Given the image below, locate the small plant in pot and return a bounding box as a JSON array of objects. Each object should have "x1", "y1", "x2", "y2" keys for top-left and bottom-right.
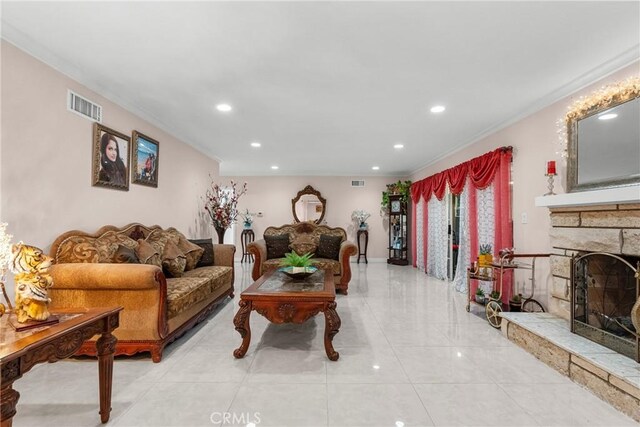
[
  {"x1": 279, "y1": 251, "x2": 318, "y2": 279},
  {"x1": 478, "y1": 244, "x2": 493, "y2": 266},
  {"x1": 489, "y1": 290, "x2": 501, "y2": 301},
  {"x1": 475, "y1": 287, "x2": 485, "y2": 304},
  {"x1": 509, "y1": 293, "x2": 523, "y2": 312}
]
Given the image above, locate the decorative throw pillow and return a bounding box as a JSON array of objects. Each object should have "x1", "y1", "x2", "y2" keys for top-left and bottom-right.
[
  {"x1": 135, "y1": 239, "x2": 162, "y2": 267},
  {"x1": 189, "y1": 238, "x2": 215, "y2": 268},
  {"x1": 161, "y1": 241, "x2": 187, "y2": 277},
  {"x1": 113, "y1": 244, "x2": 140, "y2": 264},
  {"x1": 289, "y1": 235, "x2": 316, "y2": 257},
  {"x1": 145, "y1": 229, "x2": 172, "y2": 256},
  {"x1": 315, "y1": 234, "x2": 342, "y2": 260},
  {"x1": 177, "y1": 237, "x2": 204, "y2": 271},
  {"x1": 265, "y1": 234, "x2": 290, "y2": 259}
]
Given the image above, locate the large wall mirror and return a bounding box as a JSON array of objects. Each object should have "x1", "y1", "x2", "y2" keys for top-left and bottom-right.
[
  {"x1": 292, "y1": 185, "x2": 326, "y2": 224},
  {"x1": 567, "y1": 84, "x2": 640, "y2": 192}
]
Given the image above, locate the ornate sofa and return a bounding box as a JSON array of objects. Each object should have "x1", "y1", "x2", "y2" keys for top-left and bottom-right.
[
  {"x1": 48, "y1": 223, "x2": 235, "y2": 362},
  {"x1": 247, "y1": 222, "x2": 357, "y2": 294}
]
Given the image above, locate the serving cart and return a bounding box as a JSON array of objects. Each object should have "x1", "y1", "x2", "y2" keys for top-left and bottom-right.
[{"x1": 466, "y1": 251, "x2": 550, "y2": 328}]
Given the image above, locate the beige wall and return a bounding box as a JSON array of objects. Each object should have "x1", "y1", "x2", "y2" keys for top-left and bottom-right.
[
  {"x1": 410, "y1": 61, "x2": 639, "y2": 312},
  {"x1": 224, "y1": 176, "x2": 403, "y2": 260},
  {"x1": 1, "y1": 41, "x2": 219, "y2": 257}
]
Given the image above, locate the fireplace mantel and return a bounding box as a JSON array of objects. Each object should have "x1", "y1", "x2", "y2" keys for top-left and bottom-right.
[{"x1": 535, "y1": 184, "x2": 640, "y2": 208}]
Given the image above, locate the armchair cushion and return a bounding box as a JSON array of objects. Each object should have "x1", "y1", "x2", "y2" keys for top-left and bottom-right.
[
  {"x1": 265, "y1": 234, "x2": 290, "y2": 259},
  {"x1": 190, "y1": 238, "x2": 215, "y2": 267},
  {"x1": 316, "y1": 234, "x2": 341, "y2": 260},
  {"x1": 290, "y1": 234, "x2": 316, "y2": 256}
]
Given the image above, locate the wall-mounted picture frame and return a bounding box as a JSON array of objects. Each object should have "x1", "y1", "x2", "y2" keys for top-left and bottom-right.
[
  {"x1": 131, "y1": 131, "x2": 159, "y2": 188},
  {"x1": 92, "y1": 123, "x2": 130, "y2": 191}
]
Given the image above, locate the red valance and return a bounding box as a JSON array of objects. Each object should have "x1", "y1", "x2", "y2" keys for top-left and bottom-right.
[{"x1": 411, "y1": 146, "x2": 512, "y2": 201}]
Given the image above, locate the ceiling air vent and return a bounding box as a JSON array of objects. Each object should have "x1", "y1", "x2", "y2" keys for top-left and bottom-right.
[
  {"x1": 67, "y1": 90, "x2": 102, "y2": 122},
  {"x1": 351, "y1": 180, "x2": 365, "y2": 187}
]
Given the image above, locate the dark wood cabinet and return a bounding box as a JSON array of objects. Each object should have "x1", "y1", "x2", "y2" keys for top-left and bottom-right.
[{"x1": 387, "y1": 195, "x2": 409, "y2": 265}]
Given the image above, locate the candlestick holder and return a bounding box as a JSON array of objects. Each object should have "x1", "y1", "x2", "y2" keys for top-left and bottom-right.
[{"x1": 544, "y1": 173, "x2": 557, "y2": 196}]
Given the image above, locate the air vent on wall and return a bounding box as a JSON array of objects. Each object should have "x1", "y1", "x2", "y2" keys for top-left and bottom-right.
[
  {"x1": 351, "y1": 180, "x2": 365, "y2": 187},
  {"x1": 67, "y1": 90, "x2": 102, "y2": 122}
]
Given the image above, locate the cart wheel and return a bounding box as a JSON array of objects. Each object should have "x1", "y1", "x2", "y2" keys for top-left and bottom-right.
[
  {"x1": 466, "y1": 303, "x2": 470, "y2": 312},
  {"x1": 522, "y1": 298, "x2": 545, "y2": 313},
  {"x1": 485, "y1": 300, "x2": 502, "y2": 329}
]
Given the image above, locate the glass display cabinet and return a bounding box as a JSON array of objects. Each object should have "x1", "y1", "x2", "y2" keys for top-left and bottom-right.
[{"x1": 387, "y1": 194, "x2": 409, "y2": 265}]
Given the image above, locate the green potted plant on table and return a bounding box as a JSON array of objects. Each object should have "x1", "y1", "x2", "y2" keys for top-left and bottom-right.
[
  {"x1": 279, "y1": 251, "x2": 317, "y2": 279},
  {"x1": 475, "y1": 287, "x2": 485, "y2": 304}
]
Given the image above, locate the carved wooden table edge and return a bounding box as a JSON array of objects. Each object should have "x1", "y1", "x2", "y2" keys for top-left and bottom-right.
[
  {"x1": 233, "y1": 269, "x2": 341, "y2": 361},
  {"x1": 0, "y1": 307, "x2": 122, "y2": 427}
]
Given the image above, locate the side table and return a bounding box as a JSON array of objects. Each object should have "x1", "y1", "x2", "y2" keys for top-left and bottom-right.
[
  {"x1": 357, "y1": 229, "x2": 368, "y2": 264},
  {"x1": 241, "y1": 229, "x2": 255, "y2": 263},
  {"x1": 0, "y1": 307, "x2": 122, "y2": 426}
]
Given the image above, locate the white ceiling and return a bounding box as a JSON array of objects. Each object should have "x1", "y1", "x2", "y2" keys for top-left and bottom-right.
[{"x1": 2, "y1": 2, "x2": 639, "y2": 176}]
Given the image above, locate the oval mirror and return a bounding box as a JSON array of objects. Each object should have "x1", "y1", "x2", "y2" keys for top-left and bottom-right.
[{"x1": 292, "y1": 185, "x2": 326, "y2": 224}]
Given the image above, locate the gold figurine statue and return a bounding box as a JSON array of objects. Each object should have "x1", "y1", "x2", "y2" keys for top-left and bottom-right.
[{"x1": 10, "y1": 242, "x2": 54, "y2": 323}]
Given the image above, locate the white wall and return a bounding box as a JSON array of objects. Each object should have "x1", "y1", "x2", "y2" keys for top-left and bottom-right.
[
  {"x1": 1, "y1": 41, "x2": 220, "y2": 256},
  {"x1": 410, "y1": 61, "x2": 639, "y2": 312},
  {"x1": 224, "y1": 175, "x2": 404, "y2": 260}
]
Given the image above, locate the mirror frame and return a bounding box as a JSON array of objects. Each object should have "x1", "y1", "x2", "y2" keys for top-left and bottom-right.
[
  {"x1": 291, "y1": 185, "x2": 326, "y2": 224},
  {"x1": 567, "y1": 85, "x2": 640, "y2": 192}
]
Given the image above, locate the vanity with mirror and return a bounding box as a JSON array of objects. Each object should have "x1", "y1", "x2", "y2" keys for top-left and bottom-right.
[
  {"x1": 567, "y1": 84, "x2": 640, "y2": 192},
  {"x1": 292, "y1": 185, "x2": 326, "y2": 224}
]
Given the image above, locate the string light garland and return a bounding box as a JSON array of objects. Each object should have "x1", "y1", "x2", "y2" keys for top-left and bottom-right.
[{"x1": 556, "y1": 76, "x2": 640, "y2": 158}]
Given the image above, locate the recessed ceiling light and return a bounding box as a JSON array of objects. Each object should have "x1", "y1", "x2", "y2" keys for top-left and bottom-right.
[
  {"x1": 430, "y1": 105, "x2": 446, "y2": 113},
  {"x1": 216, "y1": 103, "x2": 232, "y2": 112},
  {"x1": 250, "y1": 142, "x2": 261, "y2": 147},
  {"x1": 394, "y1": 143, "x2": 404, "y2": 149},
  {"x1": 271, "y1": 165, "x2": 279, "y2": 170},
  {"x1": 372, "y1": 166, "x2": 380, "y2": 170},
  {"x1": 372, "y1": 365, "x2": 380, "y2": 370},
  {"x1": 598, "y1": 113, "x2": 618, "y2": 120}
]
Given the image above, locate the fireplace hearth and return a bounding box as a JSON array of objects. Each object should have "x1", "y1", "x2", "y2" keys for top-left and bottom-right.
[{"x1": 571, "y1": 252, "x2": 639, "y2": 361}]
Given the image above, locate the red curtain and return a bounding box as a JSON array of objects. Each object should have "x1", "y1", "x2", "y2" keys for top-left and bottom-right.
[{"x1": 410, "y1": 147, "x2": 513, "y2": 298}]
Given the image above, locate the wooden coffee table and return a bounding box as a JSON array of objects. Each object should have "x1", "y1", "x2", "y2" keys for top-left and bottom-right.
[
  {"x1": 0, "y1": 307, "x2": 122, "y2": 427},
  {"x1": 233, "y1": 269, "x2": 341, "y2": 361}
]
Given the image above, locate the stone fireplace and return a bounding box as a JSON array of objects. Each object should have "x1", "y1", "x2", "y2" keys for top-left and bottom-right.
[{"x1": 570, "y1": 252, "x2": 639, "y2": 361}]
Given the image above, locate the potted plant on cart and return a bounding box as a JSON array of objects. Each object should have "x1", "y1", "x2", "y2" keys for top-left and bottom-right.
[
  {"x1": 489, "y1": 290, "x2": 501, "y2": 302},
  {"x1": 509, "y1": 293, "x2": 523, "y2": 312},
  {"x1": 478, "y1": 244, "x2": 493, "y2": 266},
  {"x1": 475, "y1": 287, "x2": 485, "y2": 304}
]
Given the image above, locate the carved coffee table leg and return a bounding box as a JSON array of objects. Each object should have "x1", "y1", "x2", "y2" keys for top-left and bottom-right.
[
  {"x1": 323, "y1": 301, "x2": 341, "y2": 361},
  {"x1": 96, "y1": 332, "x2": 117, "y2": 423},
  {"x1": 233, "y1": 300, "x2": 252, "y2": 358},
  {"x1": 0, "y1": 383, "x2": 19, "y2": 427}
]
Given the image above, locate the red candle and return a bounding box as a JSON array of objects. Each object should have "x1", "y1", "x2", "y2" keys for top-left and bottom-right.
[{"x1": 546, "y1": 160, "x2": 556, "y2": 175}]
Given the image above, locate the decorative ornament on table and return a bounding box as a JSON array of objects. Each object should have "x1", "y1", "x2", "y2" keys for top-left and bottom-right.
[
  {"x1": 351, "y1": 209, "x2": 371, "y2": 230},
  {"x1": 10, "y1": 242, "x2": 57, "y2": 326},
  {"x1": 204, "y1": 179, "x2": 248, "y2": 243},
  {"x1": 241, "y1": 209, "x2": 253, "y2": 229},
  {"x1": 0, "y1": 223, "x2": 13, "y2": 316}
]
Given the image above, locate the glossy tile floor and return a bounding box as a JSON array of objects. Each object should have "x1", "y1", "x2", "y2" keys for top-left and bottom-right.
[{"x1": 13, "y1": 263, "x2": 637, "y2": 427}]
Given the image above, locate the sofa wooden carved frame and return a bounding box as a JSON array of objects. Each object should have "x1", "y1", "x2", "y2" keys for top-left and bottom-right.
[{"x1": 49, "y1": 223, "x2": 235, "y2": 362}]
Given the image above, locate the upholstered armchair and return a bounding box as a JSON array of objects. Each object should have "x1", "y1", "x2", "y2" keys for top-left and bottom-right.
[{"x1": 248, "y1": 222, "x2": 357, "y2": 294}]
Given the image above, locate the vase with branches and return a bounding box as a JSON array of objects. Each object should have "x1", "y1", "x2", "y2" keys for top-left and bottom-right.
[
  {"x1": 351, "y1": 209, "x2": 371, "y2": 229},
  {"x1": 204, "y1": 179, "x2": 248, "y2": 243}
]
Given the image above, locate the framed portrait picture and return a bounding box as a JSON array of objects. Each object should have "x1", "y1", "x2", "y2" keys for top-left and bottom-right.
[
  {"x1": 92, "y1": 123, "x2": 130, "y2": 191},
  {"x1": 131, "y1": 131, "x2": 159, "y2": 187}
]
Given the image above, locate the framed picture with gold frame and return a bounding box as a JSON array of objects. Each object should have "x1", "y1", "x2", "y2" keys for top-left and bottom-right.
[
  {"x1": 92, "y1": 123, "x2": 130, "y2": 191},
  {"x1": 131, "y1": 131, "x2": 159, "y2": 188}
]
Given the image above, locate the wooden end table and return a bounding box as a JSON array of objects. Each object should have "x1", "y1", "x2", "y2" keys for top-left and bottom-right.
[
  {"x1": 233, "y1": 269, "x2": 341, "y2": 361},
  {"x1": 0, "y1": 307, "x2": 122, "y2": 427}
]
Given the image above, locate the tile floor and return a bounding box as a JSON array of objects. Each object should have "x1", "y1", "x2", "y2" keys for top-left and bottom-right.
[{"x1": 12, "y1": 263, "x2": 637, "y2": 426}]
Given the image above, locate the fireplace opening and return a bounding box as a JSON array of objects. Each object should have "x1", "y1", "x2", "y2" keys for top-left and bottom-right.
[{"x1": 571, "y1": 252, "x2": 639, "y2": 362}]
